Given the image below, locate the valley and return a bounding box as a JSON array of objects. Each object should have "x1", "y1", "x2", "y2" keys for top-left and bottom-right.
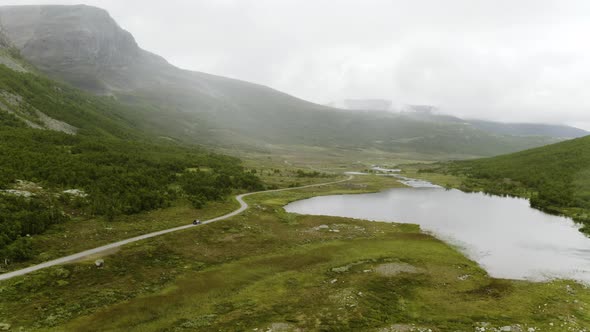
[
  {"x1": 2, "y1": 173, "x2": 590, "y2": 331},
  {"x1": 0, "y1": 3, "x2": 589, "y2": 332}
]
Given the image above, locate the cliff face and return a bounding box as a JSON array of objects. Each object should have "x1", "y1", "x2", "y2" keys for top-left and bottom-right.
[
  {"x1": 0, "y1": 5, "x2": 325, "y2": 113},
  {"x1": 0, "y1": 5, "x2": 137, "y2": 55},
  {"x1": 0, "y1": 5, "x2": 161, "y2": 92},
  {"x1": 0, "y1": 5, "x2": 332, "y2": 146},
  {"x1": 0, "y1": 5, "x2": 289, "y2": 99}
]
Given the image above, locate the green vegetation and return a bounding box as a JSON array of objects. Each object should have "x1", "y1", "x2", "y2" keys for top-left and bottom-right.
[
  {"x1": 0, "y1": 64, "x2": 263, "y2": 265},
  {"x1": 1, "y1": 175, "x2": 589, "y2": 331},
  {"x1": 1, "y1": 19, "x2": 589, "y2": 331},
  {"x1": 419, "y1": 135, "x2": 590, "y2": 231},
  {"x1": 2, "y1": 199, "x2": 240, "y2": 275},
  {"x1": 0, "y1": 126, "x2": 262, "y2": 263},
  {"x1": 0, "y1": 195, "x2": 66, "y2": 262},
  {"x1": 0, "y1": 65, "x2": 139, "y2": 138}
]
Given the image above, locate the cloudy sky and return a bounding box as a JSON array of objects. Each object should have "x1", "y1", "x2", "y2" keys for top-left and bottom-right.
[{"x1": 2, "y1": 0, "x2": 590, "y2": 128}]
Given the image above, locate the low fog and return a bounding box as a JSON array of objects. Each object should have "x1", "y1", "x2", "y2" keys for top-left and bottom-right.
[{"x1": 2, "y1": 0, "x2": 590, "y2": 129}]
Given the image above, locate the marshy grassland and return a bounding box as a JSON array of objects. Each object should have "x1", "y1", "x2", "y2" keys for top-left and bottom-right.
[{"x1": 1, "y1": 172, "x2": 589, "y2": 331}]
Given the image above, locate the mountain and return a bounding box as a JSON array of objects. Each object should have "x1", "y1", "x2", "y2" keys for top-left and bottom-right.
[
  {"x1": 0, "y1": 5, "x2": 146, "y2": 93},
  {"x1": 0, "y1": 5, "x2": 572, "y2": 157},
  {"x1": 432, "y1": 135, "x2": 590, "y2": 230}
]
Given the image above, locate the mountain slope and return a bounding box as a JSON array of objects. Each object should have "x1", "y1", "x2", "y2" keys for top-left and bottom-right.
[
  {"x1": 431, "y1": 136, "x2": 590, "y2": 229},
  {"x1": 331, "y1": 99, "x2": 588, "y2": 139},
  {"x1": 468, "y1": 119, "x2": 588, "y2": 138},
  {"x1": 0, "y1": 48, "x2": 262, "y2": 264},
  {"x1": 0, "y1": 4, "x2": 568, "y2": 157}
]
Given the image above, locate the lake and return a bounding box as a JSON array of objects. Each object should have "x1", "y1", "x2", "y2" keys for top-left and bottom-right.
[{"x1": 285, "y1": 181, "x2": 590, "y2": 283}]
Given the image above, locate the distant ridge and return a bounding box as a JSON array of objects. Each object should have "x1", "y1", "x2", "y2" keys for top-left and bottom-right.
[
  {"x1": 467, "y1": 119, "x2": 588, "y2": 139},
  {"x1": 331, "y1": 99, "x2": 588, "y2": 139}
]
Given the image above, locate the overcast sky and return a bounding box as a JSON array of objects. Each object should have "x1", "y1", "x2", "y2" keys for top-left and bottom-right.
[{"x1": 2, "y1": 0, "x2": 590, "y2": 129}]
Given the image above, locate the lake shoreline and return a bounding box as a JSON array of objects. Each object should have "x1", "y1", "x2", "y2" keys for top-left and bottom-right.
[{"x1": 285, "y1": 171, "x2": 590, "y2": 284}]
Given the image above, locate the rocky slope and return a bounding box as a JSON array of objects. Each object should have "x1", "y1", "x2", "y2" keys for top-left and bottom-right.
[
  {"x1": 0, "y1": 24, "x2": 28, "y2": 73},
  {"x1": 0, "y1": 5, "x2": 154, "y2": 92}
]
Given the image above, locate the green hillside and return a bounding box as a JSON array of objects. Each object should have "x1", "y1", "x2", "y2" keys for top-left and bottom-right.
[
  {"x1": 428, "y1": 135, "x2": 590, "y2": 229},
  {"x1": 116, "y1": 89, "x2": 562, "y2": 156},
  {"x1": 0, "y1": 60, "x2": 262, "y2": 264}
]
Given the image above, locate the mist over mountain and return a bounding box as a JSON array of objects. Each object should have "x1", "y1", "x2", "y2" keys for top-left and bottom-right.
[
  {"x1": 0, "y1": 5, "x2": 151, "y2": 92},
  {"x1": 467, "y1": 120, "x2": 589, "y2": 139},
  {"x1": 327, "y1": 99, "x2": 394, "y2": 112},
  {"x1": 331, "y1": 99, "x2": 588, "y2": 139},
  {"x1": 0, "y1": 4, "x2": 579, "y2": 156}
]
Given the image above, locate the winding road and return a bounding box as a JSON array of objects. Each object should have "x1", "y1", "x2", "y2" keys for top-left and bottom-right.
[{"x1": 0, "y1": 176, "x2": 353, "y2": 282}]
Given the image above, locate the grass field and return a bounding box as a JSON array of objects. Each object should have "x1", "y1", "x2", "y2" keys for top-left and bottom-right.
[{"x1": 1, "y1": 172, "x2": 590, "y2": 331}]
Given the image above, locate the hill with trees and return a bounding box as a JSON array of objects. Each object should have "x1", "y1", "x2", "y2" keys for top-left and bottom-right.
[
  {"x1": 428, "y1": 135, "x2": 590, "y2": 231},
  {"x1": 0, "y1": 50, "x2": 262, "y2": 264}
]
